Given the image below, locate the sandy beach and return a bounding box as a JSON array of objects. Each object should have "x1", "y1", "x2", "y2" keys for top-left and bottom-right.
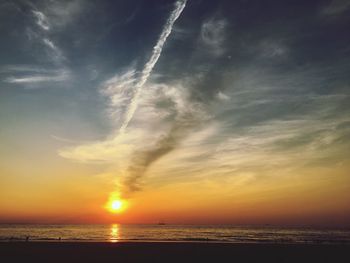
[{"x1": 1, "y1": 242, "x2": 349, "y2": 263}]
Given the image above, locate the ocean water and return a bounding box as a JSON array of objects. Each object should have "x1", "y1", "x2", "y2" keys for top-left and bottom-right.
[{"x1": 0, "y1": 224, "x2": 349, "y2": 244}]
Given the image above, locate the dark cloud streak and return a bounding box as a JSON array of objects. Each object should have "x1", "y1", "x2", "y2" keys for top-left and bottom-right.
[{"x1": 122, "y1": 105, "x2": 202, "y2": 195}]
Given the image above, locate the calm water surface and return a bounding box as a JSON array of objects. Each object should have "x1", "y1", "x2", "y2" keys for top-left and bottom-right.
[{"x1": 0, "y1": 224, "x2": 349, "y2": 244}]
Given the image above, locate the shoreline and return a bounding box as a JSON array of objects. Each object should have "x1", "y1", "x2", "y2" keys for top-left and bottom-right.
[
  {"x1": 1, "y1": 239, "x2": 350, "y2": 245},
  {"x1": 1, "y1": 241, "x2": 350, "y2": 263}
]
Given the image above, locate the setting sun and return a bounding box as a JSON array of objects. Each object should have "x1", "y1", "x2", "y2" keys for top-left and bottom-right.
[
  {"x1": 108, "y1": 199, "x2": 125, "y2": 213},
  {"x1": 111, "y1": 200, "x2": 122, "y2": 211},
  {"x1": 105, "y1": 194, "x2": 128, "y2": 214}
]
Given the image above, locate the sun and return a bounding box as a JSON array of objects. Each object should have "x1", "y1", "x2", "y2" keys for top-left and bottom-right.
[
  {"x1": 111, "y1": 200, "x2": 122, "y2": 211},
  {"x1": 105, "y1": 194, "x2": 128, "y2": 214},
  {"x1": 107, "y1": 199, "x2": 126, "y2": 213}
]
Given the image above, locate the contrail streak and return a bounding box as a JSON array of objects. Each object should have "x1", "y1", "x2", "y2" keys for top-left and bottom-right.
[{"x1": 119, "y1": 0, "x2": 187, "y2": 134}]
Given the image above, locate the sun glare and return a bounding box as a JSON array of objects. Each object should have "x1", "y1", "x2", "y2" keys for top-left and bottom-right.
[
  {"x1": 111, "y1": 200, "x2": 122, "y2": 211},
  {"x1": 105, "y1": 194, "x2": 127, "y2": 214},
  {"x1": 108, "y1": 199, "x2": 125, "y2": 213}
]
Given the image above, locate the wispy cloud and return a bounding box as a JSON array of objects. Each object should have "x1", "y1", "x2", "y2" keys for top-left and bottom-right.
[
  {"x1": 32, "y1": 10, "x2": 50, "y2": 31},
  {"x1": 4, "y1": 69, "x2": 69, "y2": 84},
  {"x1": 42, "y1": 0, "x2": 85, "y2": 28},
  {"x1": 43, "y1": 38, "x2": 56, "y2": 49},
  {"x1": 321, "y1": 0, "x2": 350, "y2": 16},
  {"x1": 30, "y1": 5, "x2": 66, "y2": 64},
  {"x1": 118, "y1": 0, "x2": 187, "y2": 134},
  {"x1": 258, "y1": 39, "x2": 289, "y2": 59},
  {"x1": 0, "y1": 65, "x2": 55, "y2": 74},
  {"x1": 3, "y1": 5, "x2": 71, "y2": 87},
  {"x1": 200, "y1": 16, "x2": 227, "y2": 56},
  {"x1": 42, "y1": 38, "x2": 65, "y2": 63},
  {"x1": 217, "y1": 91, "x2": 230, "y2": 101}
]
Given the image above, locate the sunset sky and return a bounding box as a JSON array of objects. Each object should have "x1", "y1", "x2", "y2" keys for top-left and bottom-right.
[{"x1": 1, "y1": 0, "x2": 350, "y2": 226}]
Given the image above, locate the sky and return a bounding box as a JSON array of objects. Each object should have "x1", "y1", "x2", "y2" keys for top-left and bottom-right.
[{"x1": 0, "y1": 0, "x2": 350, "y2": 226}]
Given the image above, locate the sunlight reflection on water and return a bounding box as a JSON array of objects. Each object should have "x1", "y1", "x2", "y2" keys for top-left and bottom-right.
[{"x1": 110, "y1": 224, "x2": 119, "y2": 243}]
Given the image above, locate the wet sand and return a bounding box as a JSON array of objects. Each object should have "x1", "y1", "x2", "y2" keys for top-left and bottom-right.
[{"x1": 1, "y1": 242, "x2": 349, "y2": 263}]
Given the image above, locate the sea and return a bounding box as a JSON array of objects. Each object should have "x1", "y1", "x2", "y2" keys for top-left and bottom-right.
[{"x1": 0, "y1": 224, "x2": 349, "y2": 244}]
